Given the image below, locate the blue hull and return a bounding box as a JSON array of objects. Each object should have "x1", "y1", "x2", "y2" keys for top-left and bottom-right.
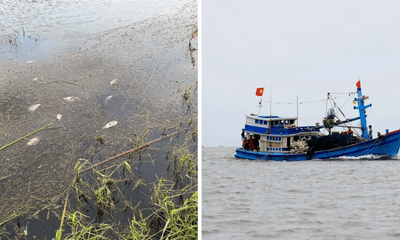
[{"x1": 235, "y1": 130, "x2": 400, "y2": 161}]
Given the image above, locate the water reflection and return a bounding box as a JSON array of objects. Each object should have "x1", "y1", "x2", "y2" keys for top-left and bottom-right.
[
  {"x1": 0, "y1": 0, "x2": 177, "y2": 60},
  {"x1": 0, "y1": 0, "x2": 197, "y2": 237}
]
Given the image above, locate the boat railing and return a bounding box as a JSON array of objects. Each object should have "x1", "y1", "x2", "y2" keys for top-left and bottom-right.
[{"x1": 268, "y1": 126, "x2": 317, "y2": 135}]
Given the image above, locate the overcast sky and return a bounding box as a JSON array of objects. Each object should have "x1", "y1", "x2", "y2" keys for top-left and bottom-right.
[{"x1": 203, "y1": 0, "x2": 400, "y2": 147}]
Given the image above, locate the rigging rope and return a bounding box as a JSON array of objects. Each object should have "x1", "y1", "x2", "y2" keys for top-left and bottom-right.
[{"x1": 263, "y1": 93, "x2": 354, "y2": 105}]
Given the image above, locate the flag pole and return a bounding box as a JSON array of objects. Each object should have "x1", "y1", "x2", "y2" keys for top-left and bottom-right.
[{"x1": 256, "y1": 87, "x2": 264, "y2": 116}]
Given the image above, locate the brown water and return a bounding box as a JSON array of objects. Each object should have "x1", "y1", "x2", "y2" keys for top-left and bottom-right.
[
  {"x1": 0, "y1": 0, "x2": 197, "y2": 238},
  {"x1": 203, "y1": 147, "x2": 400, "y2": 240}
]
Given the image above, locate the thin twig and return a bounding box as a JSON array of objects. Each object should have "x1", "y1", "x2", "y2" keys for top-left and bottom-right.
[
  {"x1": 56, "y1": 96, "x2": 65, "y2": 105},
  {"x1": 0, "y1": 172, "x2": 17, "y2": 183},
  {"x1": 120, "y1": 76, "x2": 138, "y2": 111},
  {"x1": 150, "y1": 67, "x2": 156, "y2": 81},
  {"x1": 58, "y1": 80, "x2": 81, "y2": 86},
  {"x1": 60, "y1": 122, "x2": 66, "y2": 131}
]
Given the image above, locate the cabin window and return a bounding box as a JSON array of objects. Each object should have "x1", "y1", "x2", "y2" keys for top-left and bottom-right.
[
  {"x1": 264, "y1": 121, "x2": 268, "y2": 125},
  {"x1": 255, "y1": 119, "x2": 259, "y2": 124},
  {"x1": 259, "y1": 120, "x2": 263, "y2": 124}
]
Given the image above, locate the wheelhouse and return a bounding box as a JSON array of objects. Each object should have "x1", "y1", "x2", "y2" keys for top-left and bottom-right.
[{"x1": 241, "y1": 115, "x2": 321, "y2": 153}]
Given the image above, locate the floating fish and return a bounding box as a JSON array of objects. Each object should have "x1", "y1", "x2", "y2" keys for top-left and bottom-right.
[
  {"x1": 110, "y1": 79, "x2": 118, "y2": 86},
  {"x1": 29, "y1": 104, "x2": 41, "y2": 112},
  {"x1": 33, "y1": 77, "x2": 44, "y2": 81},
  {"x1": 103, "y1": 121, "x2": 117, "y2": 129},
  {"x1": 57, "y1": 114, "x2": 62, "y2": 121},
  {"x1": 63, "y1": 96, "x2": 79, "y2": 102},
  {"x1": 26, "y1": 60, "x2": 35, "y2": 64},
  {"x1": 105, "y1": 95, "x2": 113, "y2": 101},
  {"x1": 27, "y1": 137, "x2": 40, "y2": 146}
]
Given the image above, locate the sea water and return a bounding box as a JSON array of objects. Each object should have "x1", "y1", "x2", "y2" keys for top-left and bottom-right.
[{"x1": 203, "y1": 147, "x2": 400, "y2": 239}]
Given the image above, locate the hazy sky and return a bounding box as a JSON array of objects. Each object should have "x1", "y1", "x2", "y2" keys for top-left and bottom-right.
[{"x1": 203, "y1": 0, "x2": 400, "y2": 147}]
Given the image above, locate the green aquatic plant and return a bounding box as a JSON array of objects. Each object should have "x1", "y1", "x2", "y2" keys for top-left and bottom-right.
[
  {"x1": 183, "y1": 86, "x2": 192, "y2": 101},
  {"x1": 55, "y1": 193, "x2": 69, "y2": 240},
  {"x1": 126, "y1": 210, "x2": 151, "y2": 240},
  {"x1": 66, "y1": 211, "x2": 115, "y2": 239},
  {"x1": 152, "y1": 178, "x2": 198, "y2": 239}
]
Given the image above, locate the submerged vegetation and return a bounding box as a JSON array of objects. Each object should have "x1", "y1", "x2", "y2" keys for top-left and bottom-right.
[
  {"x1": 0, "y1": 0, "x2": 198, "y2": 238},
  {"x1": 0, "y1": 81, "x2": 197, "y2": 239}
]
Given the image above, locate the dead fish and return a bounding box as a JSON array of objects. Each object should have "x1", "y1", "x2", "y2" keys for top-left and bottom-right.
[
  {"x1": 33, "y1": 77, "x2": 44, "y2": 81},
  {"x1": 110, "y1": 79, "x2": 118, "y2": 86},
  {"x1": 57, "y1": 114, "x2": 62, "y2": 121},
  {"x1": 26, "y1": 60, "x2": 35, "y2": 64},
  {"x1": 105, "y1": 95, "x2": 113, "y2": 101},
  {"x1": 63, "y1": 96, "x2": 79, "y2": 102},
  {"x1": 27, "y1": 137, "x2": 39, "y2": 146},
  {"x1": 103, "y1": 121, "x2": 117, "y2": 129},
  {"x1": 29, "y1": 104, "x2": 41, "y2": 112}
]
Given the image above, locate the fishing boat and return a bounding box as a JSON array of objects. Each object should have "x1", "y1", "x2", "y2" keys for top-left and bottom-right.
[{"x1": 235, "y1": 81, "x2": 400, "y2": 161}]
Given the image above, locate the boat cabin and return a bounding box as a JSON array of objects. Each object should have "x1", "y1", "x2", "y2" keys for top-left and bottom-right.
[{"x1": 242, "y1": 115, "x2": 321, "y2": 153}]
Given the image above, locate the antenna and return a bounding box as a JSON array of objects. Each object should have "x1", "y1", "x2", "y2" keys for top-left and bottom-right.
[
  {"x1": 269, "y1": 85, "x2": 272, "y2": 117},
  {"x1": 297, "y1": 96, "x2": 299, "y2": 126}
]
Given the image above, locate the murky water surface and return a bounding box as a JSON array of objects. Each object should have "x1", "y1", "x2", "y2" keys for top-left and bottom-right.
[
  {"x1": 0, "y1": 0, "x2": 178, "y2": 61},
  {"x1": 0, "y1": 0, "x2": 197, "y2": 238},
  {"x1": 203, "y1": 147, "x2": 400, "y2": 240}
]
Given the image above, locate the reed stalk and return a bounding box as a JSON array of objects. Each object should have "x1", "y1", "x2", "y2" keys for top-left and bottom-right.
[
  {"x1": 55, "y1": 192, "x2": 69, "y2": 240},
  {"x1": 78, "y1": 130, "x2": 182, "y2": 175},
  {"x1": 0, "y1": 122, "x2": 53, "y2": 152}
]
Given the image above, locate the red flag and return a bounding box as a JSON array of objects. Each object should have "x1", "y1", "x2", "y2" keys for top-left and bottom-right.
[
  {"x1": 256, "y1": 87, "x2": 264, "y2": 96},
  {"x1": 356, "y1": 80, "x2": 361, "y2": 89}
]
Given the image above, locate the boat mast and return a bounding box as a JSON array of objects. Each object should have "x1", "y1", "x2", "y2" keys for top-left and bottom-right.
[
  {"x1": 297, "y1": 96, "x2": 298, "y2": 126},
  {"x1": 354, "y1": 80, "x2": 371, "y2": 139},
  {"x1": 269, "y1": 86, "x2": 272, "y2": 117}
]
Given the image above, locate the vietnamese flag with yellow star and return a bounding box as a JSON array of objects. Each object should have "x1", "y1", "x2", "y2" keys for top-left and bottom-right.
[{"x1": 255, "y1": 87, "x2": 264, "y2": 96}]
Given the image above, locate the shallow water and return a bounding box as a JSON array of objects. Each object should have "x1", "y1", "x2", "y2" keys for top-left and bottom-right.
[
  {"x1": 0, "y1": 0, "x2": 197, "y2": 238},
  {"x1": 0, "y1": 0, "x2": 178, "y2": 61},
  {"x1": 203, "y1": 147, "x2": 400, "y2": 240}
]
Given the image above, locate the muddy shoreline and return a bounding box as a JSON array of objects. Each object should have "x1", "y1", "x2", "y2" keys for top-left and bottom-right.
[{"x1": 0, "y1": 0, "x2": 197, "y2": 238}]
